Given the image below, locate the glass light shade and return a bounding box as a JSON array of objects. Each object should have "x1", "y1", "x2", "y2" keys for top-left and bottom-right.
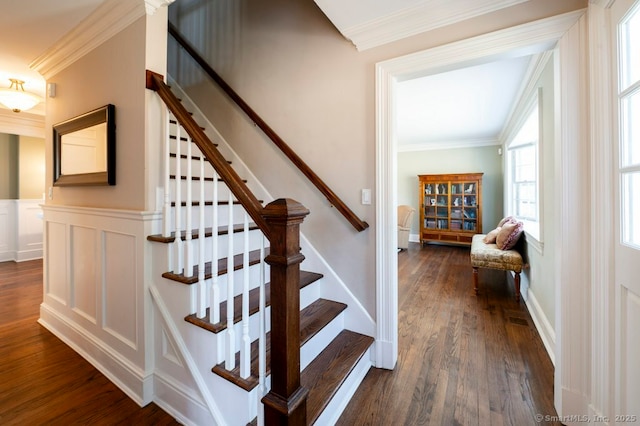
[{"x1": 0, "y1": 79, "x2": 43, "y2": 112}]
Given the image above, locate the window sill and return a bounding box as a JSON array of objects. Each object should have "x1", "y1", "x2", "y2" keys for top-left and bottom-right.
[{"x1": 523, "y1": 230, "x2": 543, "y2": 255}]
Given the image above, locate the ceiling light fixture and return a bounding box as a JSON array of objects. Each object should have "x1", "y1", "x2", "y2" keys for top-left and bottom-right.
[{"x1": 0, "y1": 78, "x2": 43, "y2": 113}]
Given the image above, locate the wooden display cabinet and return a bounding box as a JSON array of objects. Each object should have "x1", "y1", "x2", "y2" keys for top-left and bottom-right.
[{"x1": 418, "y1": 173, "x2": 483, "y2": 246}]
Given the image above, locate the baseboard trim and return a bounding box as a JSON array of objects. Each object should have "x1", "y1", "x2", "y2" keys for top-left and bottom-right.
[
  {"x1": 38, "y1": 302, "x2": 153, "y2": 406},
  {"x1": 524, "y1": 287, "x2": 556, "y2": 366},
  {"x1": 153, "y1": 371, "x2": 214, "y2": 426},
  {"x1": 16, "y1": 248, "x2": 43, "y2": 262}
]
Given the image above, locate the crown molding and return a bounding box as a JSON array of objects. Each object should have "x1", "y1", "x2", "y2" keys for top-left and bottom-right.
[
  {"x1": 377, "y1": 9, "x2": 585, "y2": 79},
  {"x1": 30, "y1": 0, "x2": 173, "y2": 80},
  {"x1": 145, "y1": 0, "x2": 175, "y2": 15},
  {"x1": 498, "y1": 50, "x2": 553, "y2": 142},
  {"x1": 341, "y1": 0, "x2": 530, "y2": 51},
  {"x1": 0, "y1": 109, "x2": 45, "y2": 138},
  {"x1": 397, "y1": 137, "x2": 500, "y2": 152}
]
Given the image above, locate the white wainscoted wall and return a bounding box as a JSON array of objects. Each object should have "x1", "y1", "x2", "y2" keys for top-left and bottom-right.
[
  {"x1": 0, "y1": 199, "x2": 43, "y2": 262},
  {"x1": 38, "y1": 205, "x2": 162, "y2": 405}
]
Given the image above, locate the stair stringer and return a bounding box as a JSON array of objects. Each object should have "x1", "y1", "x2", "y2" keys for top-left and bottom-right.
[
  {"x1": 149, "y1": 242, "x2": 260, "y2": 426},
  {"x1": 150, "y1": 283, "x2": 221, "y2": 426},
  {"x1": 168, "y1": 76, "x2": 377, "y2": 341}
]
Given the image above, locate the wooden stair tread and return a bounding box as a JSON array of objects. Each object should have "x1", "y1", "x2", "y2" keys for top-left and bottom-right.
[
  {"x1": 184, "y1": 270, "x2": 323, "y2": 333},
  {"x1": 170, "y1": 200, "x2": 263, "y2": 207},
  {"x1": 161, "y1": 248, "x2": 266, "y2": 284},
  {"x1": 169, "y1": 135, "x2": 218, "y2": 147},
  {"x1": 211, "y1": 298, "x2": 347, "y2": 391},
  {"x1": 147, "y1": 223, "x2": 260, "y2": 243},
  {"x1": 302, "y1": 330, "x2": 374, "y2": 425},
  {"x1": 170, "y1": 152, "x2": 231, "y2": 163},
  {"x1": 169, "y1": 175, "x2": 247, "y2": 183}
]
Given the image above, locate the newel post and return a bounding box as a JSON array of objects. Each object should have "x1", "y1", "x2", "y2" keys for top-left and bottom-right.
[{"x1": 261, "y1": 198, "x2": 309, "y2": 425}]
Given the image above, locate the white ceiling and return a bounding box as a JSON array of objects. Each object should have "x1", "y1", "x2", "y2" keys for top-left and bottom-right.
[
  {"x1": 396, "y1": 55, "x2": 533, "y2": 151},
  {"x1": 1, "y1": 0, "x2": 533, "y2": 150}
]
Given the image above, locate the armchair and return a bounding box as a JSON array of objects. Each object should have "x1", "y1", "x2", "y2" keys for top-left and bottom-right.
[{"x1": 398, "y1": 205, "x2": 415, "y2": 250}]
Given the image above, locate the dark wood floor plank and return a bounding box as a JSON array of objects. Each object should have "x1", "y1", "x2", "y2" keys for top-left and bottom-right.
[
  {"x1": 337, "y1": 243, "x2": 560, "y2": 426},
  {"x1": 0, "y1": 260, "x2": 179, "y2": 425}
]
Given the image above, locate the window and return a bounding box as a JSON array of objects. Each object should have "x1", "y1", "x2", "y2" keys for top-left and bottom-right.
[
  {"x1": 619, "y1": 3, "x2": 640, "y2": 249},
  {"x1": 507, "y1": 98, "x2": 540, "y2": 240}
]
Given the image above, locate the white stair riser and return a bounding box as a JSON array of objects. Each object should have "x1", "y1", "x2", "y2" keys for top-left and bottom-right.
[
  {"x1": 168, "y1": 204, "x2": 251, "y2": 229},
  {"x1": 174, "y1": 230, "x2": 266, "y2": 265},
  {"x1": 172, "y1": 262, "x2": 268, "y2": 302},
  {"x1": 170, "y1": 179, "x2": 232, "y2": 202},
  {"x1": 208, "y1": 277, "x2": 322, "y2": 357},
  {"x1": 300, "y1": 311, "x2": 344, "y2": 371}
]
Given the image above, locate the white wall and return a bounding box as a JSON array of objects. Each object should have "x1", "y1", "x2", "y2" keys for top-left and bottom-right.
[
  {"x1": 397, "y1": 145, "x2": 503, "y2": 239},
  {"x1": 168, "y1": 0, "x2": 585, "y2": 317}
]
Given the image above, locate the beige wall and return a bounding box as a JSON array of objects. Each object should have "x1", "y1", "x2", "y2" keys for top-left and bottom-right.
[
  {"x1": 18, "y1": 135, "x2": 45, "y2": 199},
  {"x1": 45, "y1": 17, "x2": 147, "y2": 210},
  {"x1": 398, "y1": 146, "x2": 504, "y2": 237},
  {"x1": 169, "y1": 0, "x2": 586, "y2": 316}
]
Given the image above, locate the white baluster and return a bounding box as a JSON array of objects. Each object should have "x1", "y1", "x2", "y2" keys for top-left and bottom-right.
[
  {"x1": 257, "y1": 236, "x2": 267, "y2": 426},
  {"x1": 240, "y1": 212, "x2": 251, "y2": 378},
  {"x1": 225, "y1": 190, "x2": 236, "y2": 370},
  {"x1": 174, "y1": 122, "x2": 184, "y2": 275},
  {"x1": 210, "y1": 170, "x2": 220, "y2": 324},
  {"x1": 197, "y1": 152, "x2": 206, "y2": 318},
  {"x1": 164, "y1": 110, "x2": 174, "y2": 273},
  {"x1": 185, "y1": 135, "x2": 193, "y2": 278}
]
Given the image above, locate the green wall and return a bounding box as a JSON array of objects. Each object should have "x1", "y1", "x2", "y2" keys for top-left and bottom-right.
[
  {"x1": 0, "y1": 133, "x2": 19, "y2": 199},
  {"x1": 397, "y1": 145, "x2": 504, "y2": 238},
  {"x1": 0, "y1": 133, "x2": 45, "y2": 200}
]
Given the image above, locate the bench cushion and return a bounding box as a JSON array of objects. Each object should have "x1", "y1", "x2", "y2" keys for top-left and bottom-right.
[{"x1": 470, "y1": 234, "x2": 523, "y2": 273}]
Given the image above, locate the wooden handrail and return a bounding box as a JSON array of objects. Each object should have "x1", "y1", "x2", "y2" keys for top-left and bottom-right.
[
  {"x1": 168, "y1": 22, "x2": 369, "y2": 232},
  {"x1": 146, "y1": 70, "x2": 271, "y2": 240}
]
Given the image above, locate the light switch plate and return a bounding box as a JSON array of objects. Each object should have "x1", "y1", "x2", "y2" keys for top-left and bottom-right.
[{"x1": 361, "y1": 189, "x2": 371, "y2": 205}]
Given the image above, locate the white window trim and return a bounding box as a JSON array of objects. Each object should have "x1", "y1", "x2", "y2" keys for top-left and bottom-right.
[{"x1": 505, "y1": 88, "x2": 543, "y2": 250}]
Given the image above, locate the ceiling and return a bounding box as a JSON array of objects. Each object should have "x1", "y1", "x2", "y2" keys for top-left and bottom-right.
[
  {"x1": 1, "y1": 0, "x2": 533, "y2": 149},
  {"x1": 0, "y1": 0, "x2": 105, "y2": 115},
  {"x1": 396, "y1": 55, "x2": 534, "y2": 151}
]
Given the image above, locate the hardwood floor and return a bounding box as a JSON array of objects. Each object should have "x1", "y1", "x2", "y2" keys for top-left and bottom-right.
[
  {"x1": 338, "y1": 243, "x2": 560, "y2": 426},
  {"x1": 1, "y1": 246, "x2": 559, "y2": 425},
  {"x1": 0, "y1": 259, "x2": 179, "y2": 425}
]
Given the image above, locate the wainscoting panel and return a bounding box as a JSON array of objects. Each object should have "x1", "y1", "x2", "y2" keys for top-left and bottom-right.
[
  {"x1": 103, "y1": 230, "x2": 138, "y2": 350},
  {"x1": 39, "y1": 205, "x2": 162, "y2": 405},
  {"x1": 16, "y1": 200, "x2": 44, "y2": 261},
  {"x1": 0, "y1": 201, "x2": 13, "y2": 262},
  {"x1": 70, "y1": 225, "x2": 98, "y2": 323},
  {"x1": 620, "y1": 286, "x2": 640, "y2": 417},
  {"x1": 0, "y1": 199, "x2": 43, "y2": 262},
  {"x1": 46, "y1": 220, "x2": 68, "y2": 305}
]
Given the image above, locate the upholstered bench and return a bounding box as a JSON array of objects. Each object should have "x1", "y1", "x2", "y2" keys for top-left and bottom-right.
[{"x1": 470, "y1": 233, "x2": 523, "y2": 302}]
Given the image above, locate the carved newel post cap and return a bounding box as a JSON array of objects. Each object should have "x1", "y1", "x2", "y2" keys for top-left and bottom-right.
[{"x1": 263, "y1": 198, "x2": 310, "y2": 222}]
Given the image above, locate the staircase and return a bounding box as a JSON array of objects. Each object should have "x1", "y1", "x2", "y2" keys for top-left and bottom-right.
[{"x1": 146, "y1": 71, "x2": 374, "y2": 425}]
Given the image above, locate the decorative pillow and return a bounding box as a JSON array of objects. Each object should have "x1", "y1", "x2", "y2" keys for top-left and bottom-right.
[
  {"x1": 497, "y1": 215, "x2": 515, "y2": 228},
  {"x1": 483, "y1": 227, "x2": 501, "y2": 244},
  {"x1": 496, "y1": 220, "x2": 524, "y2": 250}
]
